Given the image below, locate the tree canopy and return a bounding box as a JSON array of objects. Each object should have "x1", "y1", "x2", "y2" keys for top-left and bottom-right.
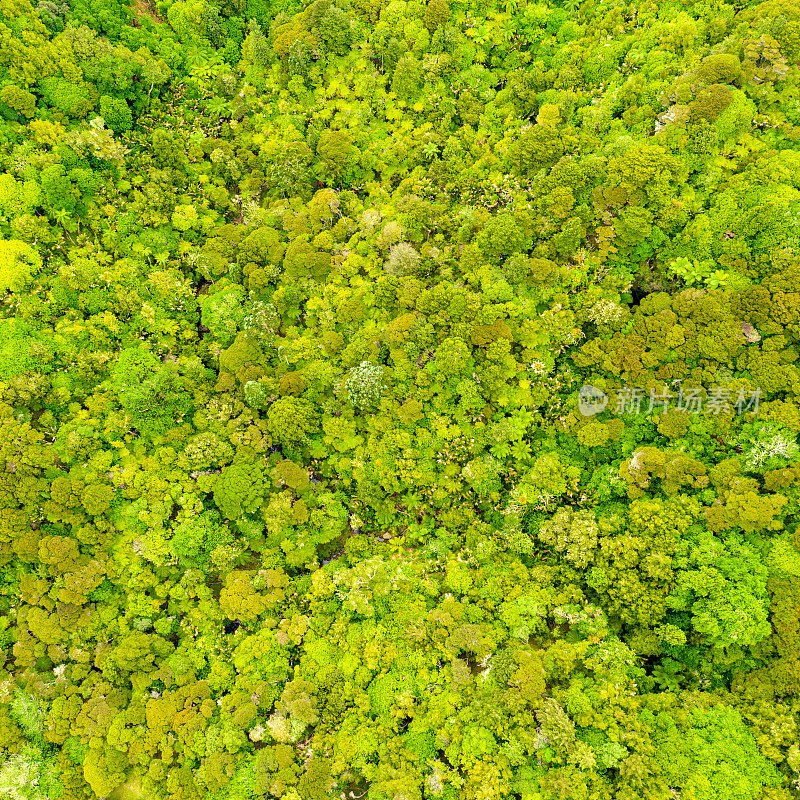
[{"x1": 1, "y1": 0, "x2": 800, "y2": 798}]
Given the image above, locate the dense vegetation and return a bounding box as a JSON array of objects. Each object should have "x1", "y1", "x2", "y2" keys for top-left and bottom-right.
[{"x1": 1, "y1": 0, "x2": 800, "y2": 797}]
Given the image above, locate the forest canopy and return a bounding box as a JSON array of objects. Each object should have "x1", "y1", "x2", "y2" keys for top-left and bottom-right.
[{"x1": 1, "y1": 0, "x2": 800, "y2": 798}]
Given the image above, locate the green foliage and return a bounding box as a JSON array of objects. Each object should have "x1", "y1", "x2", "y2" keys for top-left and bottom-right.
[
  {"x1": 242, "y1": 300, "x2": 280, "y2": 343},
  {"x1": 696, "y1": 54, "x2": 742, "y2": 85},
  {"x1": 344, "y1": 360, "x2": 385, "y2": 410},
  {"x1": 384, "y1": 242, "x2": 421, "y2": 277},
  {"x1": 170, "y1": 511, "x2": 234, "y2": 572},
  {"x1": 200, "y1": 282, "x2": 246, "y2": 347},
  {"x1": 167, "y1": 0, "x2": 224, "y2": 45},
  {"x1": 0, "y1": 85, "x2": 36, "y2": 118},
  {"x1": 314, "y1": 3, "x2": 352, "y2": 56},
  {"x1": 214, "y1": 463, "x2": 266, "y2": 520},
  {"x1": 10, "y1": 689, "x2": 45, "y2": 740},
  {"x1": 98, "y1": 95, "x2": 132, "y2": 132},
  {"x1": 0, "y1": 743, "x2": 63, "y2": 800},
  {"x1": 3, "y1": 1, "x2": 800, "y2": 799},
  {"x1": 244, "y1": 380, "x2": 271, "y2": 411},
  {"x1": 476, "y1": 212, "x2": 532, "y2": 260},
  {"x1": 391, "y1": 53, "x2": 422, "y2": 103},
  {"x1": 266, "y1": 397, "x2": 316, "y2": 444},
  {"x1": 314, "y1": 129, "x2": 360, "y2": 185},
  {"x1": 38, "y1": 77, "x2": 95, "y2": 118},
  {"x1": 40, "y1": 165, "x2": 77, "y2": 213},
  {"x1": 0, "y1": 319, "x2": 51, "y2": 378},
  {"x1": 0, "y1": 239, "x2": 41, "y2": 293},
  {"x1": 111, "y1": 347, "x2": 194, "y2": 437},
  {"x1": 687, "y1": 84, "x2": 734, "y2": 124},
  {"x1": 645, "y1": 704, "x2": 782, "y2": 800},
  {"x1": 424, "y1": 0, "x2": 450, "y2": 32}
]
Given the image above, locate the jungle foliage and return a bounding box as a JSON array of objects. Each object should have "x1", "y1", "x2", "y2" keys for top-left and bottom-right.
[{"x1": 1, "y1": 0, "x2": 800, "y2": 797}]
